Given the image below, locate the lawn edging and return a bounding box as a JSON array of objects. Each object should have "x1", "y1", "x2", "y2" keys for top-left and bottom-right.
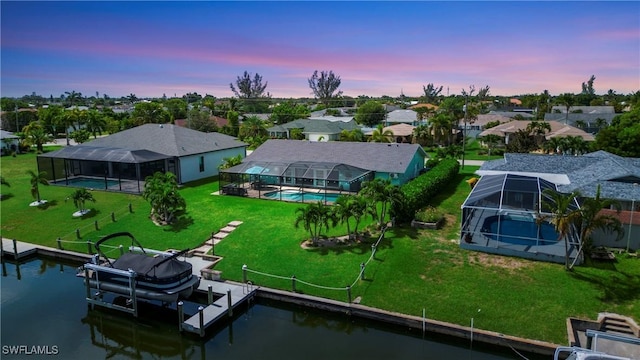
[{"x1": 255, "y1": 285, "x2": 560, "y2": 357}]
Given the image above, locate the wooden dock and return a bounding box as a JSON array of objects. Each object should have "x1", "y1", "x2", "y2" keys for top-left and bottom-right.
[
  {"x1": 1, "y1": 238, "x2": 38, "y2": 259},
  {"x1": 180, "y1": 279, "x2": 257, "y2": 336}
]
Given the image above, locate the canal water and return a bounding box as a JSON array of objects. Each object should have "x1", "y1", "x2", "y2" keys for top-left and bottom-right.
[{"x1": 1, "y1": 257, "x2": 545, "y2": 359}]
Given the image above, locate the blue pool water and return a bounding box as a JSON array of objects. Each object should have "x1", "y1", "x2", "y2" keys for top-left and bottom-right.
[
  {"x1": 263, "y1": 190, "x2": 340, "y2": 203},
  {"x1": 482, "y1": 215, "x2": 559, "y2": 246},
  {"x1": 60, "y1": 177, "x2": 119, "y2": 189}
]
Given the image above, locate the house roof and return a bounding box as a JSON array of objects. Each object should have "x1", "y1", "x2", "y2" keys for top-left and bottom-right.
[
  {"x1": 479, "y1": 120, "x2": 594, "y2": 141},
  {"x1": 386, "y1": 109, "x2": 418, "y2": 123},
  {"x1": 543, "y1": 112, "x2": 617, "y2": 125},
  {"x1": 459, "y1": 114, "x2": 513, "y2": 128},
  {"x1": 38, "y1": 146, "x2": 171, "y2": 163},
  {"x1": 409, "y1": 103, "x2": 439, "y2": 111},
  {"x1": 478, "y1": 151, "x2": 640, "y2": 201},
  {"x1": 0, "y1": 130, "x2": 18, "y2": 140},
  {"x1": 550, "y1": 105, "x2": 615, "y2": 114},
  {"x1": 383, "y1": 123, "x2": 415, "y2": 137},
  {"x1": 266, "y1": 119, "x2": 359, "y2": 135},
  {"x1": 245, "y1": 139, "x2": 427, "y2": 174},
  {"x1": 83, "y1": 123, "x2": 246, "y2": 157}
]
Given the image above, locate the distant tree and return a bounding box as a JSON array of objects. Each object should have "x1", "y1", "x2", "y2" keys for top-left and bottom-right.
[
  {"x1": 556, "y1": 93, "x2": 576, "y2": 124},
  {"x1": 70, "y1": 129, "x2": 90, "y2": 144},
  {"x1": 412, "y1": 124, "x2": 432, "y2": 146},
  {"x1": 38, "y1": 105, "x2": 64, "y2": 137},
  {"x1": 165, "y1": 98, "x2": 188, "y2": 121},
  {"x1": 230, "y1": 71, "x2": 270, "y2": 113},
  {"x1": 131, "y1": 102, "x2": 171, "y2": 126},
  {"x1": 339, "y1": 128, "x2": 364, "y2": 142},
  {"x1": 220, "y1": 110, "x2": 240, "y2": 137},
  {"x1": 289, "y1": 128, "x2": 305, "y2": 140},
  {"x1": 308, "y1": 70, "x2": 343, "y2": 107},
  {"x1": 269, "y1": 101, "x2": 309, "y2": 124},
  {"x1": 187, "y1": 107, "x2": 217, "y2": 133},
  {"x1": 484, "y1": 120, "x2": 501, "y2": 129},
  {"x1": 355, "y1": 100, "x2": 385, "y2": 126},
  {"x1": 85, "y1": 109, "x2": 106, "y2": 138},
  {"x1": 593, "y1": 106, "x2": 640, "y2": 157},
  {"x1": 581, "y1": 75, "x2": 596, "y2": 96},
  {"x1": 22, "y1": 122, "x2": 53, "y2": 152},
  {"x1": 505, "y1": 129, "x2": 536, "y2": 153},
  {"x1": 64, "y1": 90, "x2": 83, "y2": 107},
  {"x1": 481, "y1": 134, "x2": 503, "y2": 156},
  {"x1": 142, "y1": 172, "x2": 186, "y2": 225},
  {"x1": 420, "y1": 83, "x2": 443, "y2": 104},
  {"x1": 369, "y1": 124, "x2": 393, "y2": 143},
  {"x1": 238, "y1": 115, "x2": 267, "y2": 141},
  {"x1": 219, "y1": 154, "x2": 243, "y2": 170}
]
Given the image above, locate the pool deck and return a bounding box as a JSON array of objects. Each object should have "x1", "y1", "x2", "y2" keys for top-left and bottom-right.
[{"x1": 216, "y1": 183, "x2": 353, "y2": 203}]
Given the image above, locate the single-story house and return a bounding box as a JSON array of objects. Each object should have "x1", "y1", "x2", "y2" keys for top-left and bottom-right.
[
  {"x1": 544, "y1": 112, "x2": 618, "y2": 133},
  {"x1": 267, "y1": 119, "x2": 359, "y2": 142},
  {"x1": 362, "y1": 123, "x2": 415, "y2": 143},
  {"x1": 219, "y1": 140, "x2": 428, "y2": 199},
  {"x1": 461, "y1": 151, "x2": 640, "y2": 264},
  {"x1": 0, "y1": 130, "x2": 20, "y2": 155},
  {"x1": 37, "y1": 124, "x2": 247, "y2": 193},
  {"x1": 478, "y1": 120, "x2": 594, "y2": 143}
]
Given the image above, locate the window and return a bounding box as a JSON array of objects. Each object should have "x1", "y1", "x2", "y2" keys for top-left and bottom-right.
[{"x1": 199, "y1": 156, "x2": 204, "y2": 172}]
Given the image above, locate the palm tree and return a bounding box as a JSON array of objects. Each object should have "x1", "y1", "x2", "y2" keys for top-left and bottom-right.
[
  {"x1": 332, "y1": 195, "x2": 355, "y2": 240},
  {"x1": 542, "y1": 137, "x2": 564, "y2": 155},
  {"x1": 22, "y1": 122, "x2": 53, "y2": 152},
  {"x1": 564, "y1": 136, "x2": 589, "y2": 155},
  {"x1": 542, "y1": 189, "x2": 581, "y2": 270},
  {"x1": 84, "y1": 109, "x2": 107, "y2": 139},
  {"x1": 556, "y1": 93, "x2": 575, "y2": 125},
  {"x1": 412, "y1": 124, "x2": 432, "y2": 146},
  {"x1": 360, "y1": 178, "x2": 403, "y2": 229},
  {"x1": 339, "y1": 128, "x2": 364, "y2": 142},
  {"x1": 349, "y1": 195, "x2": 370, "y2": 240},
  {"x1": 27, "y1": 170, "x2": 49, "y2": 205},
  {"x1": 570, "y1": 185, "x2": 622, "y2": 269},
  {"x1": 70, "y1": 188, "x2": 95, "y2": 216},
  {"x1": 369, "y1": 124, "x2": 394, "y2": 143},
  {"x1": 219, "y1": 154, "x2": 243, "y2": 170},
  {"x1": 294, "y1": 202, "x2": 333, "y2": 246},
  {"x1": 142, "y1": 172, "x2": 186, "y2": 224}
]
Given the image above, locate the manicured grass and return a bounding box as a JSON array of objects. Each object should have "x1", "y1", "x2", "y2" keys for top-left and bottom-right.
[{"x1": 1, "y1": 150, "x2": 639, "y2": 344}]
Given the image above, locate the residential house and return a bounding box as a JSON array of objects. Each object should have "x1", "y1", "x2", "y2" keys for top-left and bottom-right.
[
  {"x1": 478, "y1": 120, "x2": 594, "y2": 144},
  {"x1": 267, "y1": 118, "x2": 359, "y2": 142}
]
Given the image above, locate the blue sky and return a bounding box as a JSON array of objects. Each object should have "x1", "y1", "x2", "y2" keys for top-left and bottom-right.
[{"x1": 1, "y1": 1, "x2": 638, "y2": 99}]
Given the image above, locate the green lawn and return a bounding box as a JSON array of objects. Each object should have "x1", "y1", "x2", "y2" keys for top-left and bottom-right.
[{"x1": 1, "y1": 149, "x2": 639, "y2": 344}]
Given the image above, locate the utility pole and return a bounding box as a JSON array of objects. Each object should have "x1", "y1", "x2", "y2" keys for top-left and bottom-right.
[{"x1": 462, "y1": 97, "x2": 468, "y2": 169}]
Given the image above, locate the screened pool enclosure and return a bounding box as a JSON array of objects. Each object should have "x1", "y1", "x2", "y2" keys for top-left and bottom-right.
[
  {"x1": 460, "y1": 173, "x2": 581, "y2": 264},
  {"x1": 219, "y1": 161, "x2": 374, "y2": 203}
]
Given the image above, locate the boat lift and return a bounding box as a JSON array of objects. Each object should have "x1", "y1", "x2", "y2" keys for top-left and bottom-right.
[{"x1": 83, "y1": 264, "x2": 139, "y2": 317}]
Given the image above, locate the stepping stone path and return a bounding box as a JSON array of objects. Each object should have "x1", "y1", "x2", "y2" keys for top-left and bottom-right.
[{"x1": 191, "y1": 221, "x2": 243, "y2": 256}]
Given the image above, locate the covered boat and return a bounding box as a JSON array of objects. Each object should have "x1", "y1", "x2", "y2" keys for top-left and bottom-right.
[{"x1": 80, "y1": 232, "x2": 200, "y2": 303}]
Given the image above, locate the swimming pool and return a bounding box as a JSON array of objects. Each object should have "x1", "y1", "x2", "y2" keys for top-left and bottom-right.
[
  {"x1": 482, "y1": 214, "x2": 559, "y2": 246},
  {"x1": 263, "y1": 190, "x2": 340, "y2": 203},
  {"x1": 58, "y1": 177, "x2": 119, "y2": 189}
]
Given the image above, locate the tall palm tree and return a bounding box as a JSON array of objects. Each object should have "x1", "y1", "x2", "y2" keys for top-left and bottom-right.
[
  {"x1": 22, "y1": 122, "x2": 53, "y2": 152},
  {"x1": 542, "y1": 137, "x2": 565, "y2": 155},
  {"x1": 569, "y1": 185, "x2": 622, "y2": 269},
  {"x1": 360, "y1": 178, "x2": 403, "y2": 229},
  {"x1": 369, "y1": 124, "x2": 394, "y2": 143},
  {"x1": 27, "y1": 170, "x2": 49, "y2": 205},
  {"x1": 542, "y1": 189, "x2": 581, "y2": 270},
  {"x1": 412, "y1": 124, "x2": 432, "y2": 146},
  {"x1": 70, "y1": 188, "x2": 95, "y2": 216}
]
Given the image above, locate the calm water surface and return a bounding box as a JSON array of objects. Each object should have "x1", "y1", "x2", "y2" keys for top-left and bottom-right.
[{"x1": 1, "y1": 257, "x2": 544, "y2": 359}]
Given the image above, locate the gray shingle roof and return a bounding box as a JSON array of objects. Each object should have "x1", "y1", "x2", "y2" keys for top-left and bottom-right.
[
  {"x1": 266, "y1": 119, "x2": 359, "y2": 135},
  {"x1": 39, "y1": 146, "x2": 171, "y2": 163},
  {"x1": 246, "y1": 139, "x2": 426, "y2": 174},
  {"x1": 479, "y1": 151, "x2": 640, "y2": 201},
  {"x1": 84, "y1": 124, "x2": 246, "y2": 157}
]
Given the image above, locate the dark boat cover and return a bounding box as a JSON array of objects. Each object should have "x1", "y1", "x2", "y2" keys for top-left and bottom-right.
[{"x1": 113, "y1": 253, "x2": 192, "y2": 281}]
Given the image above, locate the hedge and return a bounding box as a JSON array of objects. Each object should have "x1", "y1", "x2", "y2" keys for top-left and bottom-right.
[{"x1": 391, "y1": 158, "x2": 460, "y2": 223}]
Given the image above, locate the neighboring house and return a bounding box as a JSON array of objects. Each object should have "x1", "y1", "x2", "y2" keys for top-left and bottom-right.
[
  {"x1": 460, "y1": 151, "x2": 640, "y2": 264},
  {"x1": 0, "y1": 130, "x2": 20, "y2": 155},
  {"x1": 459, "y1": 114, "x2": 513, "y2": 139},
  {"x1": 385, "y1": 109, "x2": 420, "y2": 126},
  {"x1": 220, "y1": 139, "x2": 427, "y2": 195},
  {"x1": 478, "y1": 120, "x2": 594, "y2": 143},
  {"x1": 37, "y1": 124, "x2": 247, "y2": 192},
  {"x1": 266, "y1": 119, "x2": 359, "y2": 142},
  {"x1": 544, "y1": 113, "x2": 618, "y2": 133},
  {"x1": 364, "y1": 123, "x2": 415, "y2": 143},
  {"x1": 550, "y1": 105, "x2": 615, "y2": 114},
  {"x1": 175, "y1": 115, "x2": 229, "y2": 129}
]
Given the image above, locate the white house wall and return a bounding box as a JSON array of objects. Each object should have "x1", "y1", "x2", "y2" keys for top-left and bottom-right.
[
  {"x1": 307, "y1": 133, "x2": 334, "y2": 142},
  {"x1": 179, "y1": 147, "x2": 245, "y2": 183}
]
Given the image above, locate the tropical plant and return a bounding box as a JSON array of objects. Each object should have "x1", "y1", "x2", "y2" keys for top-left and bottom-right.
[
  {"x1": 84, "y1": 109, "x2": 107, "y2": 138},
  {"x1": 22, "y1": 122, "x2": 53, "y2": 152},
  {"x1": 27, "y1": 170, "x2": 49, "y2": 204},
  {"x1": 69, "y1": 188, "x2": 95, "y2": 215},
  {"x1": 294, "y1": 201, "x2": 333, "y2": 246},
  {"x1": 542, "y1": 189, "x2": 581, "y2": 270},
  {"x1": 570, "y1": 185, "x2": 622, "y2": 269},
  {"x1": 481, "y1": 134, "x2": 503, "y2": 156},
  {"x1": 339, "y1": 128, "x2": 364, "y2": 142},
  {"x1": 219, "y1": 154, "x2": 243, "y2": 170},
  {"x1": 360, "y1": 178, "x2": 404, "y2": 228},
  {"x1": 369, "y1": 124, "x2": 394, "y2": 143},
  {"x1": 412, "y1": 124, "x2": 432, "y2": 146},
  {"x1": 332, "y1": 195, "x2": 354, "y2": 239},
  {"x1": 556, "y1": 93, "x2": 575, "y2": 125},
  {"x1": 238, "y1": 116, "x2": 267, "y2": 140},
  {"x1": 70, "y1": 129, "x2": 90, "y2": 144},
  {"x1": 142, "y1": 172, "x2": 186, "y2": 225},
  {"x1": 415, "y1": 206, "x2": 444, "y2": 223},
  {"x1": 354, "y1": 100, "x2": 385, "y2": 127}
]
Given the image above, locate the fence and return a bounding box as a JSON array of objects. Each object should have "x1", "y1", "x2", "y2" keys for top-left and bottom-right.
[
  {"x1": 54, "y1": 203, "x2": 134, "y2": 254},
  {"x1": 242, "y1": 226, "x2": 388, "y2": 303}
]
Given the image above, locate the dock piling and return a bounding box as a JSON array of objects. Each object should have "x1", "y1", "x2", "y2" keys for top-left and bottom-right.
[
  {"x1": 227, "y1": 289, "x2": 232, "y2": 317},
  {"x1": 87, "y1": 241, "x2": 93, "y2": 254},
  {"x1": 13, "y1": 239, "x2": 18, "y2": 259},
  {"x1": 242, "y1": 264, "x2": 247, "y2": 283},
  {"x1": 178, "y1": 301, "x2": 184, "y2": 332},
  {"x1": 76, "y1": 228, "x2": 81, "y2": 240},
  {"x1": 111, "y1": 212, "x2": 116, "y2": 222},
  {"x1": 57, "y1": 238, "x2": 63, "y2": 250},
  {"x1": 198, "y1": 306, "x2": 205, "y2": 337},
  {"x1": 94, "y1": 220, "x2": 99, "y2": 230},
  {"x1": 347, "y1": 286, "x2": 352, "y2": 303},
  {"x1": 208, "y1": 285, "x2": 213, "y2": 305}
]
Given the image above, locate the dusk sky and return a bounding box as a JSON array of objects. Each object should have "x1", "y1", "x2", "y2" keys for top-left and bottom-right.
[{"x1": 1, "y1": 1, "x2": 639, "y2": 99}]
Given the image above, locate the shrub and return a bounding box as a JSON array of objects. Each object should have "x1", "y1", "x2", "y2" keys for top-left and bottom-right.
[
  {"x1": 415, "y1": 206, "x2": 443, "y2": 223},
  {"x1": 391, "y1": 158, "x2": 459, "y2": 223}
]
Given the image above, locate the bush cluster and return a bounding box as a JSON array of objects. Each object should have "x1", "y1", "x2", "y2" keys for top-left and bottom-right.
[{"x1": 391, "y1": 158, "x2": 460, "y2": 223}]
